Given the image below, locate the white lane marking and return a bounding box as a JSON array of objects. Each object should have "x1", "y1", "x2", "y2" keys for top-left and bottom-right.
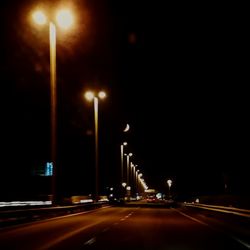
[
  {"x1": 39, "y1": 205, "x2": 112, "y2": 222},
  {"x1": 46, "y1": 210, "x2": 93, "y2": 220},
  {"x1": 121, "y1": 211, "x2": 135, "y2": 221},
  {"x1": 175, "y1": 209, "x2": 210, "y2": 227},
  {"x1": 100, "y1": 205, "x2": 112, "y2": 209},
  {"x1": 43, "y1": 205, "x2": 112, "y2": 221},
  {"x1": 230, "y1": 236, "x2": 250, "y2": 249},
  {"x1": 175, "y1": 209, "x2": 250, "y2": 249},
  {"x1": 38, "y1": 221, "x2": 103, "y2": 250},
  {"x1": 125, "y1": 213, "x2": 133, "y2": 218},
  {"x1": 84, "y1": 237, "x2": 96, "y2": 246},
  {"x1": 0, "y1": 207, "x2": 111, "y2": 232}
]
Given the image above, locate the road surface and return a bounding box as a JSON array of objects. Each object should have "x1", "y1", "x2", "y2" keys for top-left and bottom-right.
[{"x1": 0, "y1": 205, "x2": 249, "y2": 249}]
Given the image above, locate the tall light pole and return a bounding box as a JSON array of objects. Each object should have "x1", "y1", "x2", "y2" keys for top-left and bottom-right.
[
  {"x1": 130, "y1": 162, "x2": 136, "y2": 196},
  {"x1": 167, "y1": 179, "x2": 173, "y2": 198},
  {"x1": 31, "y1": 8, "x2": 74, "y2": 205},
  {"x1": 120, "y1": 142, "x2": 127, "y2": 185},
  {"x1": 85, "y1": 90, "x2": 106, "y2": 202},
  {"x1": 124, "y1": 153, "x2": 133, "y2": 186},
  {"x1": 124, "y1": 153, "x2": 132, "y2": 200},
  {"x1": 133, "y1": 164, "x2": 137, "y2": 195},
  {"x1": 136, "y1": 169, "x2": 139, "y2": 195},
  {"x1": 120, "y1": 123, "x2": 129, "y2": 198}
]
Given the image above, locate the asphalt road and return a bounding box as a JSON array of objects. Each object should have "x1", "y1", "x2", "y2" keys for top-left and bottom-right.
[{"x1": 0, "y1": 206, "x2": 249, "y2": 250}]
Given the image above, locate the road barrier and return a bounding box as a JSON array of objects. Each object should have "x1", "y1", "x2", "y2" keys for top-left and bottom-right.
[
  {"x1": 184, "y1": 202, "x2": 250, "y2": 218},
  {"x1": 0, "y1": 202, "x2": 108, "y2": 228}
]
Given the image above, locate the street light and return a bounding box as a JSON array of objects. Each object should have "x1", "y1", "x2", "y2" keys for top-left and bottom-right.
[
  {"x1": 31, "y1": 8, "x2": 74, "y2": 205},
  {"x1": 130, "y1": 162, "x2": 137, "y2": 196},
  {"x1": 167, "y1": 179, "x2": 173, "y2": 198},
  {"x1": 135, "y1": 169, "x2": 139, "y2": 194},
  {"x1": 124, "y1": 153, "x2": 132, "y2": 201},
  {"x1": 120, "y1": 142, "x2": 127, "y2": 185},
  {"x1": 124, "y1": 153, "x2": 133, "y2": 186},
  {"x1": 132, "y1": 164, "x2": 137, "y2": 194},
  {"x1": 84, "y1": 90, "x2": 106, "y2": 202}
]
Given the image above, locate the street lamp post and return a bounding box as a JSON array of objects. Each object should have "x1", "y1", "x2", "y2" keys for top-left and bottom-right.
[
  {"x1": 167, "y1": 179, "x2": 173, "y2": 198},
  {"x1": 138, "y1": 173, "x2": 143, "y2": 194},
  {"x1": 120, "y1": 142, "x2": 127, "y2": 185},
  {"x1": 85, "y1": 91, "x2": 106, "y2": 202},
  {"x1": 133, "y1": 164, "x2": 137, "y2": 195},
  {"x1": 120, "y1": 123, "x2": 129, "y2": 199},
  {"x1": 124, "y1": 153, "x2": 132, "y2": 200},
  {"x1": 130, "y1": 163, "x2": 136, "y2": 196},
  {"x1": 49, "y1": 21, "x2": 57, "y2": 205},
  {"x1": 136, "y1": 169, "x2": 139, "y2": 195},
  {"x1": 31, "y1": 8, "x2": 74, "y2": 205},
  {"x1": 124, "y1": 153, "x2": 132, "y2": 186}
]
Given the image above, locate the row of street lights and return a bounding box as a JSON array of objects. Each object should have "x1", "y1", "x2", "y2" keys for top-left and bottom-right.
[
  {"x1": 120, "y1": 136, "x2": 149, "y2": 199},
  {"x1": 120, "y1": 141, "x2": 127, "y2": 186},
  {"x1": 119, "y1": 125, "x2": 173, "y2": 200},
  {"x1": 30, "y1": 6, "x2": 164, "y2": 203}
]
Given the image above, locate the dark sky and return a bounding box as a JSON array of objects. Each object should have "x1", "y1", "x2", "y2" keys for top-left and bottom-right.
[{"x1": 1, "y1": 0, "x2": 249, "y2": 200}]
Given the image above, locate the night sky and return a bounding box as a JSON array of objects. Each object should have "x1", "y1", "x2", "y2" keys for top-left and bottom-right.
[{"x1": 1, "y1": 0, "x2": 249, "y2": 200}]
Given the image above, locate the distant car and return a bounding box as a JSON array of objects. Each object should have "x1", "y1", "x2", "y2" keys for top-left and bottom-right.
[{"x1": 146, "y1": 196, "x2": 158, "y2": 203}]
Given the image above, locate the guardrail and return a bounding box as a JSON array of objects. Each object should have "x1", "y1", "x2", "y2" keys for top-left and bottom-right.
[
  {"x1": 184, "y1": 202, "x2": 250, "y2": 218},
  {"x1": 0, "y1": 202, "x2": 108, "y2": 228}
]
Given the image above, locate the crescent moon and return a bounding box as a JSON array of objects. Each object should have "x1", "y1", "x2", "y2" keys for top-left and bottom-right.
[{"x1": 123, "y1": 123, "x2": 130, "y2": 132}]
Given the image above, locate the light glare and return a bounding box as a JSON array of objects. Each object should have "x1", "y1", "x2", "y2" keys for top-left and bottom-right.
[
  {"x1": 167, "y1": 179, "x2": 173, "y2": 187},
  {"x1": 56, "y1": 9, "x2": 74, "y2": 29},
  {"x1": 32, "y1": 10, "x2": 47, "y2": 25},
  {"x1": 85, "y1": 91, "x2": 94, "y2": 101},
  {"x1": 98, "y1": 91, "x2": 106, "y2": 99}
]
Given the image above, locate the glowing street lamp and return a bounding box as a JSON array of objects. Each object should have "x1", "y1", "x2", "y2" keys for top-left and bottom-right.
[
  {"x1": 132, "y1": 164, "x2": 137, "y2": 194},
  {"x1": 31, "y1": 8, "x2": 74, "y2": 205},
  {"x1": 136, "y1": 169, "x2": 139, "y2": 193},
  {"x1": 32, "y1": 11, "x2": 47, "y2": 25},
  {"x1": 124, "y1": 153, "x2": 133, "y2": 185},
  {"x1": 84, "y1": 90, "x2": 106, "y2": 201},
  {"x1": 167, "y1": 179, "x2": 173, "y2": 198},
  {"x1": 32, "y1": 9, "x2": 74, "y2": 29},
  {"x1": 56, "y1": 10, "x2": 74, "y2": 29},
  {"x1": 120, "y1": 142, "x2": 127, "y2": 185}
]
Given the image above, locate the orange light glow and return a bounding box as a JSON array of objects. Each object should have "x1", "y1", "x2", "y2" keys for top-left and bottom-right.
[
  {"x1": 32, "y1": 10, "x2": 47, "y2": 25},
  {"x1": 56, "y1": 9, "x2": 74, "y2": 29},
  {"x1": 98, "y1": 91, "x2": 106, "y2": 99},
  {"x1": 85, "y1": 91, "x2": 95, "y2": 101}
]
